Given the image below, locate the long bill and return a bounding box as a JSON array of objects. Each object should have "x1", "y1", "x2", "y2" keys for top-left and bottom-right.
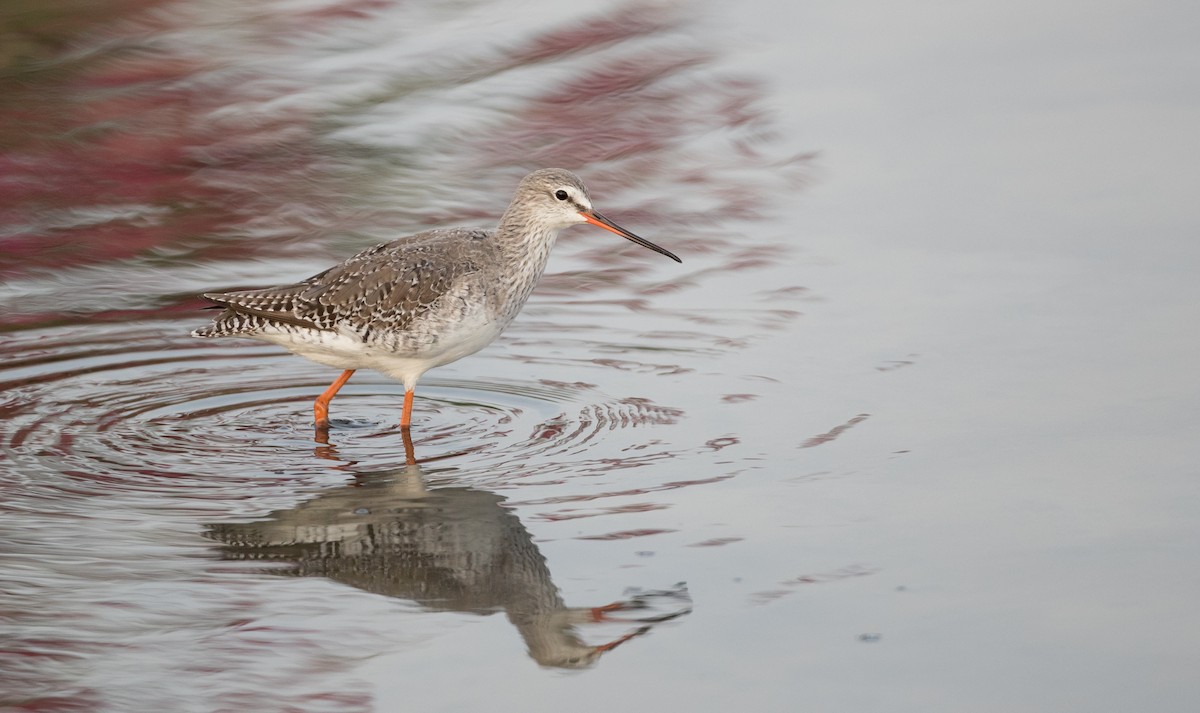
[{"x1": 581, "y1": 210, "x2": 682, "y2": 263}]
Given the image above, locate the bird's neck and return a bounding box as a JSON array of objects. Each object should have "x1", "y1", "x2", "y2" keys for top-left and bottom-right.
[
  {"x1": 493, "y1": 211, "x2": 562, "y2": 308},
  {"x1": 495, "y1": 205, "x2": 560, "y2": 264}
]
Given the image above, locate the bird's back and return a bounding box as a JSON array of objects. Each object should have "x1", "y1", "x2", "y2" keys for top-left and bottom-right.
[{"x1": 193, "y1": 227, "x2": 502, "y2": 341}]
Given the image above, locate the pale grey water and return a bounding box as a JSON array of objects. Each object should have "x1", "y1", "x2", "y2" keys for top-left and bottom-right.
[{"x1": 2, "y1": 0, "x2": 1198, "y2": 711}]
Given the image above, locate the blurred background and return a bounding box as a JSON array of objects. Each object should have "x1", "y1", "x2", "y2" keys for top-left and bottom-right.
[{"x1": 1, "y1": 0, "x2": 1198, "y2": 711}]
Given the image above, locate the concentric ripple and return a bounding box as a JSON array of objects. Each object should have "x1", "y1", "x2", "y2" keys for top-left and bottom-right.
[{"x1": 0, "y1": 316, "x2": 711, "y2": 493}]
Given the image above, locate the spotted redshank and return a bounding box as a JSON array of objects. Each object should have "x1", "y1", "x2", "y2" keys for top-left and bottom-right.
[{"x1": 192, "y1": 168, "x2": 680, "y2": 431}]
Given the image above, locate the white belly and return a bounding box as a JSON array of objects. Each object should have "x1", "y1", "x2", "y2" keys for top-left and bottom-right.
[{"x1": 249, "y1": 303, "x2": 506, "y2": 391}]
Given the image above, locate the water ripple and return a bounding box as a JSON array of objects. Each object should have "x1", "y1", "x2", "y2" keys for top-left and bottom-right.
[{"x1": 0, "y1": 317, "x2": 711, "y2": 492}]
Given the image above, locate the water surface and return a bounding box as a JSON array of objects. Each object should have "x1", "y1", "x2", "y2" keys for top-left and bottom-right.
[{"x1": 2, "y1": 0, "x2": 1198, "y2": 711}]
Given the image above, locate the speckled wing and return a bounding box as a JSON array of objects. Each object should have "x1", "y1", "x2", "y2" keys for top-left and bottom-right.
[{"x1": 194, "y1": 228, "x2": 496, "y2": 338}]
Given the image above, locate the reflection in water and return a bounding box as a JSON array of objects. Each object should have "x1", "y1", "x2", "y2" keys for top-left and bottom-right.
[{"x1": 206, "y1": 436, "x2": 691, "y2": 669}]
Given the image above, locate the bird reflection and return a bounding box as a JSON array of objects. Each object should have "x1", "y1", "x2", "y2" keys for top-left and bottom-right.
[{"x1": 205, "y1": 433, "x2": 690, "y2": 669}]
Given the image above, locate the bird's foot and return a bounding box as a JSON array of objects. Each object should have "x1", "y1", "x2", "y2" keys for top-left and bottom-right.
[
  {"x1": 314, "y1": 419, "x2": 332, "y2": 445},
  {"x1": 592, "y1": 626, "x2": 652, "y2": 653},
  {"x1": 589, "y1": 601, "x2": 631, "y2": 622}
]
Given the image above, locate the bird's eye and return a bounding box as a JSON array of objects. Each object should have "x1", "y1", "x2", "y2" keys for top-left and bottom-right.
[{"x1": 554, "y1": 189, "x2": 569, "y2": 201}]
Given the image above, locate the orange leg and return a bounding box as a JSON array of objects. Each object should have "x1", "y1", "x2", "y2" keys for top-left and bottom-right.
[
  {"x1": 590, "y1": 601, "x2": 629, "y2": 622},
  {"x1": 400, "y1": 427, "x2": 416, "y2": 465},
  {"x1": 313, "y1": 369, "x2": 355, "y2": 429},
  {"x1": 593, "y1": 626, "x2": 651, "y2": 654},
  {"x1": 400, "y1": 389, "x2": 414, "y2": 430}
]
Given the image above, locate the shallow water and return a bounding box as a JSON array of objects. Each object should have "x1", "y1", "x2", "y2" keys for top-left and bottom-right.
[{"x1": 3, "y1": 0, "x2": 1199, "y2": 711}]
